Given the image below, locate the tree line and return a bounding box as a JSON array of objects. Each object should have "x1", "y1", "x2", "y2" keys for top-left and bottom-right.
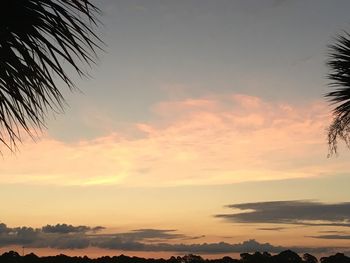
[{"x1": 1, "y1": 250, "x2": 350, "y2": 263}]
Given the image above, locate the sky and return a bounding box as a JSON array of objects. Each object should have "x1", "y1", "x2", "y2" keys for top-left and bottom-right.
[{"x1": 2, "y1": 0, "x2": 350, "y2": 259}]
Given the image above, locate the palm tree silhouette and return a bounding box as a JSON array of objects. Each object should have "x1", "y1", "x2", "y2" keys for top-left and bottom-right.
[
  {"x1": 326, "y1": 31, "x2": 350, "y2": 155},
  {"x1": 0, "y1": 0, "x2": 102, "y2": 150}
]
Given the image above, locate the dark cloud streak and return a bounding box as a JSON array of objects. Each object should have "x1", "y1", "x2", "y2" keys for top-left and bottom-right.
[
  {"x1": 257, "y1": 227, "x2": 285, "y2": 231},
  {"x1": 309, "y1": 235, "x2": 350, "y2": 240},
  {"x1": 42, "y1": 224, "x2": 101, "y2": 234},
  {"x1": 216, "y1": 200, "x2": 350, "y2": 227}
]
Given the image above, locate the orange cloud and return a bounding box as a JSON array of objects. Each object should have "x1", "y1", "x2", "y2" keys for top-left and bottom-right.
[{"x1": 0, "y1": 94, "x2": 347, "y2": 186}]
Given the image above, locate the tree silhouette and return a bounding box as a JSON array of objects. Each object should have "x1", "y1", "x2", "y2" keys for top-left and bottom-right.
[
  {"x1": 0, "y1": 0, "x2": 102, "y2": 150},
  {"x1": 326, "y1": 31, "x2": 350, "y2": 155},
  {"x1": 303, "y1": 253, "x2": 318, "y2": 263},
  {"x1": 0, "y1": 251, "x2": 349, "y2": 263}
]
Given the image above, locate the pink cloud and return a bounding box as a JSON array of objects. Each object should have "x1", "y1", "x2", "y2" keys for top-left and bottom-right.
[{"x1": 0, "y1": 94, "x2": 347, "y2": 186}]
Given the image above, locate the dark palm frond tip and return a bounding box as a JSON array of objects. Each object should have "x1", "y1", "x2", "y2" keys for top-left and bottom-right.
[
  {"x1": 0, "y1": 0, "x2": 103, "y2": 151},
  {"x1": 326, "y1": 31, "x2": 350, "y2": 156}
]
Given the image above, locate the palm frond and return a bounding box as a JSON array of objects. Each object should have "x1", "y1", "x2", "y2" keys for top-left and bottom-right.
[
  {"x1": 0, "y1": 0, "x2": 102, "y2": 150},
  {"x1": 326, "y1": 31, "x2": 350, "y2": 155}
]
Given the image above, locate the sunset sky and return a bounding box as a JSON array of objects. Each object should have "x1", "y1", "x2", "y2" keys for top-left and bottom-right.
[{"x1": 2, "y1": 0, "x2": 350, "y2": 259}]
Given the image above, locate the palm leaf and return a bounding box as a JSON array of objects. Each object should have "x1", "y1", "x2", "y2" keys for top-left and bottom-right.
[
  {"x1": 0, "y1": 0, "x2": 102, "y2": 150},
  {"x1": 326, "y1": 31, "x2": 350, "y2": 155}
]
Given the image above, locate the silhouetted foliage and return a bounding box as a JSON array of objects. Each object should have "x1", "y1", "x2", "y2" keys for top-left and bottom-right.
[
  {"x1": 274, "y1": 250, "x2": 302, "y2": 263},
  {"x1": 0, "y1": 250, "x2": 348, "y2": 263},
  {"x1": 321, "y1": 253, "x2": 350, "y2": 263},
  {"x1": 303, "y1": 253, "x2": 318, "y2": 263},
  {"x1": 0, "y1": 0, "x2": 102, "y2": 150},
  {"x1": 240, "y1": 252, "x2": 271, "y2": 263},
  {"x1": 1, "y1": 251, "x2": 21, "y2": 262},
  {"x1": 326, "y1": 31, "x2": 350, "y2": 155},
  {"x1": 182, "y1": 254, "x2": 205, "y2": 263}
]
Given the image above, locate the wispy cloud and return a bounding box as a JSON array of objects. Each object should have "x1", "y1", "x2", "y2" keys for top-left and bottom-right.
[
  {"x1": 309, "y1": 235, "x2": 350, "y2": 240},
  {"x1": 215, "y1": 200, "x2": 350, "y2": 227},
  {"x1": 0, "y1": 94, "x2": 344, "y2": 186},
  {"x1": 94, "y1": 229, "x2": 186, "y2": 242},
  {"x1": 318, "y1": 230, "x2": 347, "y2": 234},
  {"x1": 257, "y1": 227, "x2": 286, "y2": 231}
]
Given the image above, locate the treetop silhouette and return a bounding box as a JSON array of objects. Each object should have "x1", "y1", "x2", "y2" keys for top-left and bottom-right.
[
  {"x1": 326, "y1": 32, "x2": 350, "y2": 155},
  {"x1": 0, "y1": 0, "x2": 102, "y2": 150}
]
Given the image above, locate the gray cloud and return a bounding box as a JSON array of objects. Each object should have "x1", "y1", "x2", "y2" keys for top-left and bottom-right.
[
  {"x1": 42, "y1": 224, "x2": 97, "y2": 234},
  {"x1": 87, "y1": 229, "x2": 188, "y2": 243},
  {"x1": 0, "y1": 223, "x2": 98, "y2": 249},
  {"x1": 95, "y1": 238, "x2": 346, "y2": 254},
  {"x1": 115, "y1": 229, "x2": 185, "y2": 242},
  {"x1": 0, "y1": 226, "x2": 39, "y2": 246},
  {"x1": 0, "y1": 224, "x2": 191, "y2": 250},
  {"x1": 181, "y1": 235, "x2": 206, "y2": 241},
  {"x1": 318, "y1": 230, "x2": 347, "y2": 234},
  {"x1": 34, "y1": 236, "x2": 91, "y2": 249},
  {"x1": 0, "y1": 224, "x2": 9, "y2": 234},
  {"x1": 97, "y1": 239, "x2": 286, "y2": 254},
  {"x1": 309, "y1": 235, "x2": 350, "y2": 240},
  {"x1": 0, "y1": 222, "x2": 346, "y2": 254},
  {"x1": 257, "y1": 227, "x2": 285, "y2": 231},
  {"x1": 92, "y1": 226, "x2": 106, "y2": 232},
  {"x1": 215, "y1": 200, "x2": 350, "y2": 227}
]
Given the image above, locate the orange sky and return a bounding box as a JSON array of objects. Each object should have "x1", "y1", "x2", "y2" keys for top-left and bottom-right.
[{"x1": 2, "y1": 0, "x2": 350, "y2": 258}]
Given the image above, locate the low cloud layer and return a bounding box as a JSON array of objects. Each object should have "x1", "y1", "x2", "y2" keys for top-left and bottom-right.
[
  {"x1": 94, "y1": 229, "x2": 186, "y2": 243},
  {"x1": 42, "y1": 224, "x2": 104, "y2": 234},
  {"x1": 0, "y1": 223, "x2": 338, "y2": 254},
  {"x1": 0, "y1": 224, "x2": 193, "y2": 250},
  {"x1": 257, "y1": 227, "x2": 285, "y2": 231},
  {"x1": 310, "y1": 235, "x2": 350, "y2": 240},
  {"x1": 0, "y1": 223, "x2": 104, "y2": 249},
  {"x1": 97, "y1": 238, "x2": 286, "y2": 253},
  {"x1": 215, "y1": 200, "x2": 350, "y2": 227}
]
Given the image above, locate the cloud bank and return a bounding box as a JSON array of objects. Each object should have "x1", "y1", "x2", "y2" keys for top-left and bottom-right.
[
  {"x1": 216, "y1": 200, "x2": 350, "y2": 227},
  {"x1": 42, "y1": 224, "x2": 104, "y2": 234},
  {"x1": 0, "y1": 223, "x2": 339, "y2": 254}
]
